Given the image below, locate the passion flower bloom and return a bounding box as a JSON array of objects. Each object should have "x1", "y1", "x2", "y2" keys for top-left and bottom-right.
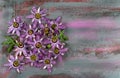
[
  {"x1": 44, "y1": 35, "x2": 62, "y2": 48},
  {"x1": 4, "y1": 6, "x2": 68, "y2": 73},
  {"x1": 27, "y1": 6, "x2": 47, "y2": 23},
  {"x1": 26, "y1": 50, "x2": 41, "y2": 66},
  {"x1": 46, "y1": 35, "x2": 62, "y2": 49},
  {"x1": 39, "y1": 23, "x2": 54, "y2": 37},
  {"x1": 14, "y1": 40, "x2": 27, "y2": 57},
  {"x1": 28, "y1": 35, "x2": 45, "y2": 53},
  {"x1": 49, "y1": 45, "x2": 68, "y2": 59},
  {"x1": 39, "y1": 54, "x2": 56, "y2": 72},
  {"x1": 48, "y1": 17, "x2": 66, "y2": 33},
  {"x1": 21, "y1": 23, "x2": 38, "y2": 41},
  {"x1": 8, "y1": 16, "x2": 24, "y2": 36},
  {"x1": 4, "y1": 55, "x2": 24, "y2": 73}
]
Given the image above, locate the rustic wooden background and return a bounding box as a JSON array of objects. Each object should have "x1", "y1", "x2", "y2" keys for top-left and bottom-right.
[{"x1": 1, "y1": 0, "x2": 120, "y2": 78}]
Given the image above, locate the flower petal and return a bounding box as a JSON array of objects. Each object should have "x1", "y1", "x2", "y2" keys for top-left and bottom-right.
[
  {"x1": 41, "y1": 14, "x2": 47, "y2": 16},
  {"x1": 32, "y1": 21, "x2": 37, "y2": 28},
  {"x1": 31, "y1": 62, "x2": 34, "y2": 66},
  {"x1": 47, "y1": 67, "x2": 52, "y2": 73},
  {"x1": 12, "y1": 29, "x2": 16, "y2": 34},
  {"x1": 60, "y1": 48, "x2": 68, "y2": 53},
  {"x1": 16, "y1": 16, "x2": 22, "y2": 23},
  {"x1": 7, "y1": 27, "x2": 13, "y2": 33},
  {"x1": 52, "y1": 61, "x2": 56, "y2": 65},
  {"x1": 37, "y1": 7, "x2": 41, "y2": 13},
  {"x1": 16, "y1": 30, "x2": 20, "y2": 36},
  {"x1": 38, "y1": 19, "x2": 41, "y2": 24},
  {"x1": 58, "y1": 56, "x2": 63, "y2": 63},
  {"x1": 17, "y1": 68, "x2": 20, "y2": 73},
  {"x1": 9, "y1": 66, "x2": 12, "y2": 70},
  {"x1": 13, "y1": 18, "x2": 16, "y2": 22},
  {"x1": 26, "y1": 15, "x2": 34, "y2": 18},
  {"x1": 31, "y1": 6, "x2": 37, "y2": 14},
  {"x1": 40, "y1": 9, "x2": 47, "y2": 14},
  {"x1": 39, "y1": 24, "x2": 44, "y2": 29},
  {"x1": 9, "y1": 55, "x2": 15, "y2": 61},
  {"x1": 56, "y1": 16, "x2": 62, "y2": 23},
  {"x1": 8, "y1": 59, "x2": 13, "y2": 63},
  {"x1": 32, "y1": 18, "x2": 35, "y2": 22},
  {"x1": 43, "y1": 65, "x2": 47, "y2": 69},
  {"x1": 58, "y1": 25, "x2": 66, "y2": 29}
]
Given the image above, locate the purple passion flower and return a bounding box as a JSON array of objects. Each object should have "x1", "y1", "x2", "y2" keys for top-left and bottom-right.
[
  {"x1": 50, "y1": 35, "x2": 62, "y2": 49},
  {"x1": 39, "y1": 23, "x2": 53, "y2": 37},
  {"x1": 49, "y1": 45, "x2": 68, "y2": 59},
  {"x1": 49, "y1": 17, "x2": 66, "y2": 32},
  {"x1": 8, "y1": 16, "x2": 24, "y2": 36},
  {"x1": 27, "y1": 6, "x2": 47, "y2": 23},
  {"x1": 39, "y1": 54, "x2": 56, "y2": 72},
  {"x1": 29, "y1": 36, "x2": 45, "y2": 53},
  {"x1": 21, "y1": 24, "x2": 38, "y2": 41},
  {"x1": 14, "y1": 37, "x2": 28, "y2": 57},
  {"x1": 43, "y1": 35, "x2": 61, "y2": 48},
  {"x1": 4, "y1": 6, "x2": 68, "y2": 73},
  {"x1": 4, "y1": 55, "x2": 24, "y2": 73},
  {"x1": 26, "y1": 51, "x2": 41, "y2": 66}
]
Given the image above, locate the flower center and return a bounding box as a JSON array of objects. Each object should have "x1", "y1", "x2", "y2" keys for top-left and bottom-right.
[
  {"x1": 18, "y1": 42, "x2": 24, "y2": 48},
  {"x1": 52, "y1": 36, "x2": 58, "y2": 43},
  {"x1": 46, "y1": 44, "x2": 51, "y2": 49},
  {"x1": 44, "y1": 59, "x2": 50, "y2": 64},
  {"x1": 35, "y1": 42, "x2": 42, "y2": 48},
  {"x1": 30, "y1": 55, "x2": 37, "y2": 61},
  {"x1": 13, "y1": 22, "x2": 19, "y2": 28},
  {"x1": 13, "y1": 60, "x2": 20, "y2": 67},
  {"x1": 54, "y1": 47, "x2": 59, "y2": 54},
  {"x1": 51, "y1": 24, "x2": 57, "y2": 30},
  {"x1": 35, "y1": 13, "x2": 41, "y2": 19},
  {"x1": 28, "y1": 30, "x2": 34, "y2": 35},
  {"x1": 44, "y1": 27, "x2": 50, "y2": 35}
]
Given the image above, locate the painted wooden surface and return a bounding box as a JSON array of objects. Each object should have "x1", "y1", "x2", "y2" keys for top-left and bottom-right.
[{"x1": 1, "y1": 0, "x2": 120, "y2": 78}]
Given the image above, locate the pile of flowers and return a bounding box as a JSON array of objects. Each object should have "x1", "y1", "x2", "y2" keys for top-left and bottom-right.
[{"x1": 3, "y1": 6, "x2": 68, "y2": 73}]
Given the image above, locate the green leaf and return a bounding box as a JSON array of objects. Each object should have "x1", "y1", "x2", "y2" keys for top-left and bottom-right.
[
  {"x1": 7, "y1": 44, "x2": 14, "y2": 53},
  {"x1": 8, "y1": 37, "x2": 16, "y2": 44},
  {"x1": 2, "y1": 41, "x2": 10, "y2": 45},
  {"x1": 63, "y1": 35, "x2": 68, "y2": 41},
  {"x1": 2, "y1": 36, "x2": 17, "y2": 53},
  {"x1": 2, "y1": 36, "x2": 16, "y2": 45},
  {"x1": 59, "y1": 30, "x2": 68, "y2": 42}
]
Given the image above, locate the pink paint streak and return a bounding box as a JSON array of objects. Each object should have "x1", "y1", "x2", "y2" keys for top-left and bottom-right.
[
  {"x1": 83, "y1": 44, "x2": 120, "y2": 54},
  {"x1": 63, "y1": 0, "x2": 89, "y2": 2},
  {"x1": 67, "y1": 18, "x2": 116, "y2": 29}
]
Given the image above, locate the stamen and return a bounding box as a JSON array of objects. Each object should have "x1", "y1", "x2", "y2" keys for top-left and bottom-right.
[
  {"x1": 52, "y1": 36, "x2": 58, "y2": 43},
  {"x1": 13, "y1": 60, "x2": 19, "y2": 67},
  {"x1": 18, "y1": 42, "x2": 24, "y2": 48},
  {"x1": 44, "y1": 59, "x2": 50, "y2": 64},
  {"x1": 35, "y1": 13, "x2": 41, "y2": 19},
  {"x1": 13, "y1": 22, "x2": 19, "y2": 28},
  {"x1": 54, "y1": 47, "x2": 59, "y2": 54},
  {"x1": 30, "y1": 55, "x2": 37, "y2": 61},
  {"x1": 28, "y1": 30, "x2": 34, "y2": 35},
  {"x1": 35, "y1": 42, "x2": 42, "y2": 48},
  {"x1": 44, "y1": 27, "x2": 50, "y2": 35},
  {"x1": 51, "y1": 24, "x2": 57, "y2": 30}
]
